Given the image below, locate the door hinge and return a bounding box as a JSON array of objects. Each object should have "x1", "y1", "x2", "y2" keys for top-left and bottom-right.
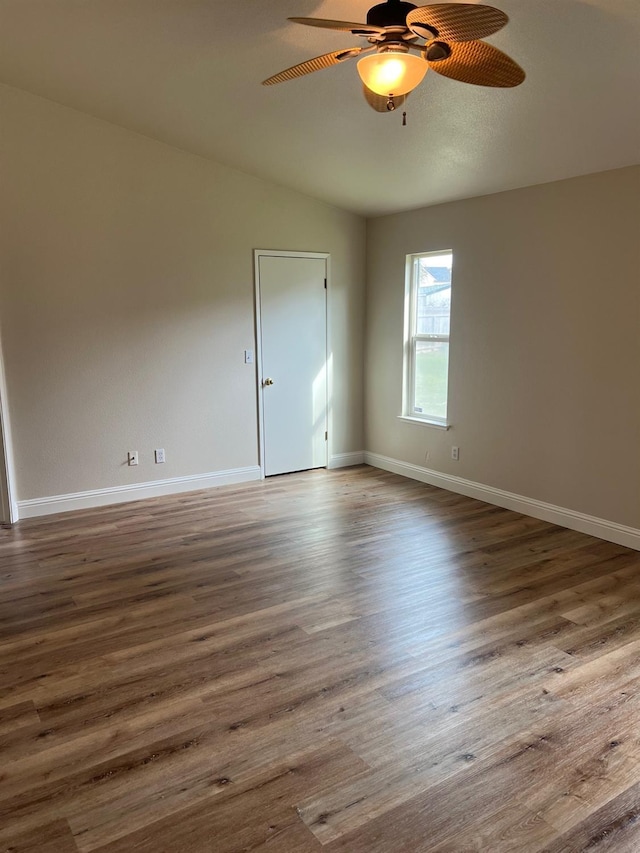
[
  {"x1": 325, "y1": 431, "x2": 328, "y2": 441},
  {"x1": 324, "y1": 279, "x2": 327, "y2": 289}
]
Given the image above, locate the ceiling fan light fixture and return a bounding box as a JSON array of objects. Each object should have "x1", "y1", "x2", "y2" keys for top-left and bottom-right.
[{"x1": 356, "y1": 50, "x2": 427, "y2": 96}]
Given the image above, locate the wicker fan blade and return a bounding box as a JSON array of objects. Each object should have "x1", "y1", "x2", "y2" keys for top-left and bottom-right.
[
  {"x1": 363, "y1": 86, "x2": 408, "y2": 112},
  {"x1": 427, "y1": 39, "x2": 525, "y2": 87},
  {"x1": 289, "y1": 17, "x2": 385, "y2": 36},
  {"x1": 407, "y1": 4, "x2": 508, "y2": 42},
  {"x1": 262, "y1": 47, "x2": 365, "y2": 85}
]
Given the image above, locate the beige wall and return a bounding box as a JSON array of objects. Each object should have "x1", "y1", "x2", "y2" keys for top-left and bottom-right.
[
  {"x1": 365, "y1": 167, "x2": 640, "y2": 529},
  {"x1": 0, "y1": 84, "x2": 366, "y2": 501}
]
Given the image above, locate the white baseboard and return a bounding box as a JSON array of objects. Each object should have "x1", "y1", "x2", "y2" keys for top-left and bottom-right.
[
  {"x1": 328, "y1": 451, "x2": 365, "y2": 470},
  {"x1": 16, "y1": 466, "x2": 262, "y2": 520},
  {"x1": 364, "y1": 452, "x2": 640, "y2": 552},
  {"x1": 16, "y1": 454, "x2": 639, "y2": 552}
]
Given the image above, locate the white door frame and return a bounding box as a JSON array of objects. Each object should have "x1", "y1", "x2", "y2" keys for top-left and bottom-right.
[
  {"x1": 253, "y1": 249, "x2": 331, "y2": 479},
  {"x1": 0, "y1": 329, "x2": 17, "y2": 524}
]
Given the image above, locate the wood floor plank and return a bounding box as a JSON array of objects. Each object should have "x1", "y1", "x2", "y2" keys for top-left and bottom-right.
[
  {"x1": 428, "y1": 804, "x2": 558, "y2": 853},
  {"x1": 541, "y1": 778, "x2": 640, "y2": 852},
  {"x1": 0, "y1": 701, "x2": 39, "y2": 736},
  {"x1": 87, "y1": 742, "x2": 359, "y2": 853},
  {"x1": 1, "y1": 466, "x2": 639, "y2": 851},
  {"x1": 319, "y1": 730, "x2": 563, "y2": 851},
  {"x1": 0, "y1": 819, "x2": 78, "y2": 853}
]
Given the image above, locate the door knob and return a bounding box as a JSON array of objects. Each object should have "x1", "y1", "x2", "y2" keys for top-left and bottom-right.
[{"x1": 263, "y1": 377, "x2": 274, "y2": 386}]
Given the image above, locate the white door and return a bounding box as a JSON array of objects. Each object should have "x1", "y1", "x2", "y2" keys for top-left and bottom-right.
[
  {"x1": 257, "y1": 253, "x2": 328, "y2": 477},
  {"x1": 0, "y1": 351, "x2": 15, "y2": 524},
  {"x1": 0, "y1": 433, "x2": 9, "y2": 523}
]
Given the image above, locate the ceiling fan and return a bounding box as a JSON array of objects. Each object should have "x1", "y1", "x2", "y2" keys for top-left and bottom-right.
[{"x1": 262, "y1": 1, "x2": 525, "y2": 112}]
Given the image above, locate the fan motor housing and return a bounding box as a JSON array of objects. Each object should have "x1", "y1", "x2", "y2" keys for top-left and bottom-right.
[{"x1": 366, "y1": 0, "x2": 417, "y2": 28}]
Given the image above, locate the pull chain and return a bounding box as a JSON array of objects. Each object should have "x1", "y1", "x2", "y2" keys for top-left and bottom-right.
[{"x1": 402, "y1": 111, "x2": 407, "y2": 126}]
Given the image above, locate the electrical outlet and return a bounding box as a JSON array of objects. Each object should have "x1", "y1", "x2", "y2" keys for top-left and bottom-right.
[
  {"x1": 155, "y1": 448, "x2": 166, "y2": 464},
  {"x1": 128, "y1": 450, "x2": 139, "y2": 466},
  {"x1": 244, "y1": 349, "x2": 254, "y2": 364},
  {"x1": 451, "y1": 446, "x2": 459, "y2": 461}
]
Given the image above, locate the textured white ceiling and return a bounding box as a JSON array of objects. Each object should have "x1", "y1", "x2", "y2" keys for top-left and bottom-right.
[{"x1": 0, "y1": 0, "x2": 638, "y2": 215}]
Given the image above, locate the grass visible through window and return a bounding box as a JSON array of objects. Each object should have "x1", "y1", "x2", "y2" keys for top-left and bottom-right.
[{"x1": 414, "y1": 343, "x2": 448, "y2": 420}]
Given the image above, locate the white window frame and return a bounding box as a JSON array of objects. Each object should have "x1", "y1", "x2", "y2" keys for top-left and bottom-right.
[{"x1": 401, "y1": 250, "x2": 452, "y2": 429}]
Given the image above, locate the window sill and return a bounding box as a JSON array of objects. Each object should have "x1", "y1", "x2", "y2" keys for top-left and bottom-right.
[{"x1": 397, "y1": 415, "x2": 450, "y2": 430}]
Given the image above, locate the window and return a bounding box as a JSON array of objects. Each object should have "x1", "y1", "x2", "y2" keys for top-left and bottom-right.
[{"x1": 403, "y1": 250, "x2": 453, "y2": 426}]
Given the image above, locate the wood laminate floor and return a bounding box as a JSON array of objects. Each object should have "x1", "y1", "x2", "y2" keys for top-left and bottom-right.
[{"x1": 1, "y1": 466, "x2": 640, "y2": 852}]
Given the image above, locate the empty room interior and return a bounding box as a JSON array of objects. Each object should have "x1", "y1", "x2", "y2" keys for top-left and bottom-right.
[{"x1": 0, "y1": 0, "x2": 639, "y2": 850}]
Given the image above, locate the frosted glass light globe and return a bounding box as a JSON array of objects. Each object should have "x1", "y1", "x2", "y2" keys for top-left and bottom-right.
[{"x1": 357, "y1": 51, "x2": 428, "y2": 96}]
